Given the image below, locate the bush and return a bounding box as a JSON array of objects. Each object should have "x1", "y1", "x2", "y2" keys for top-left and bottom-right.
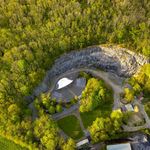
[
  {"x1": 79, "y1": 72, "x2": 91, "y2": 80},
  {"x1": 79, "y1": 78, "x2": 112, "y2": 112},
  {"x1": 56, "y1": 105, "x2": 63, "y2": 113},
  {"x1": 124, "y1": 88, "x2": 134, "y2": 103},
  {"x1": 48, "y1": 106, "x2": 55, "y2": 114}
]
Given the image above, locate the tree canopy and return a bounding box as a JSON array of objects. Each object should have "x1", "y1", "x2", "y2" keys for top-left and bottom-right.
[
  {"x1": 0, "y1": 0, "x2": 149, "y2": 149},
  {"x1": 80, "y1": 78, "x2": 112, "y2": 112}
]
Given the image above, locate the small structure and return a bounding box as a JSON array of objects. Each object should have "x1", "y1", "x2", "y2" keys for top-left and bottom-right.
[
  {"x1": 125, "y1": 104, "x2": 134, "y2": 112},
  {"x1": 56, "y1": 78, "x2": 73, "y2": 90},
  {"x1": 121, "y1": 104, "x2": 134, "y2": 112},
  {"x1": 107, "y1": 143, "x2": 131, "y2": 150},
  {"x1": 134, "y1": 105, "x2": 139, "y2": 113},
  {"x1": 76, "y1": 138, "x2": 90, "y2": 150}
]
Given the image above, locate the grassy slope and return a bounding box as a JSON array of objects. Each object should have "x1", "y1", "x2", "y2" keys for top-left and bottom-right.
[
  {"x1": 57, "y1": 115, "x2": 84, "y2": 140},
  {"x1": 80, "y1": 77, "x2": 113, "y2": 128},
  {"x1": 0, "y1": 136, "x2": 26, "y2": 150},
  {"x1": 80, "y1": 104, "x2": 112, "y2": 128}
]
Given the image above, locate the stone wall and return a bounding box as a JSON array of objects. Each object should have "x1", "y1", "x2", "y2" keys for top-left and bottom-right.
[{"x1": 33, "y1": 45, "x2": 149, "y2": 97}]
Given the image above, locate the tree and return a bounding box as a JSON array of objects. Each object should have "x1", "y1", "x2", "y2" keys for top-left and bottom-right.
[
  {"x1": 56, "y1": 105, "x2": 63, "y2": 113},
  {"x1": 62, "y1": 138, "x2": 76, "y2": 150},
  {"x1": 124, "y1": 88, "x2": 134, "y2": 102},
  {"x1": 80, "y1": 78, "x2": 112, "y2": 112},
  {"x1": 49, "y1": 106, "x2": 55, "y2": 114},
  {"x1": 34, "y1": 114, "x2": 60, "y2": 149},
  {"x1": 89, "y1": 110, "x2": 123, "y2": 142}
]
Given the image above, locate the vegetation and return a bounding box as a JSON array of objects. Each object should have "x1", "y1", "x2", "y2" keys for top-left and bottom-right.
[
  {"x1": 37, "y1": 92, "x2": 63, "y2": 114},
  {"x1": 79, "y1": 71, "x2": 92, "y2": 80},
  {"x1": 62, "y1": 138, "x2": 76, "y2": 150},
  {"x1": 123, "y1": 88, "x2": 135, "y2": 103},
  {"x1": 80, "y1": 78, "x2": 113, "y2": 112},
  {"x1": 129, "y1": 64, "x2": 150, "y2": 98},
  {"x1": 0, "y1": 136, "x2": 26, "y2": 150},
  {"x1": 80, "y1": 104, "x2": 112, "y2": 128},
  {"x1": 144, "y1": 102, "x2": 150, "y2": 118},
  {"x1": 89, "y1": 110, "x2": 124, "y2": 143},
  {"x1": 57, "y1": 115, "x2": 84, "y2": 140},
  {"x1": 34, "y1": 114, "x2": 60, "y2": 150},
  {"x1": 0, "y1": 0, "x2": 149, "y2": 148}
]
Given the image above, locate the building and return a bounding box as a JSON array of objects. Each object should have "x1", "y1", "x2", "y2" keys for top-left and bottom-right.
[
  {"x1": 125, "y1": 104, "x2": 134, "y2": 112},
  {"x1": 107, "y1": 143, "x2": 131, "y2": 150},
  {"x1": 121, "y1": 104, "x2": 134, "y2": 112},
  {"x1": 76, "y1": 138, "x2": 90, "y2": 150}
]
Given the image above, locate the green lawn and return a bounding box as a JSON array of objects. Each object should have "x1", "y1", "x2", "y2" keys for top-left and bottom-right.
[
  {"x1": 57, "y1": 115, "x2": 84, "y2": 140},
  {"x1": 144, "y1": 102, "x2": 150, "y2": 118},
  {"x1": 80, "y1": 104, "x2": 112, "y2": 128},
  {"x1": 0, "y1": 136, "x2": 26, "y2": 150}
]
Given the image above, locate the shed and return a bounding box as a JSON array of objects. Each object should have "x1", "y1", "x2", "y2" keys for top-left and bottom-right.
[
  {"x1": 125, "y1": 104, "x2": 134, "y2": 112},
  {"x1": 76, "y1": 139, "x2": 89, "y2": 149}
]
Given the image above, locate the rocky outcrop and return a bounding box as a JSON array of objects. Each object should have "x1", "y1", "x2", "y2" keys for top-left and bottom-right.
[{"x1": 33, "y1": 45, "x2": 149, "y2": 97}]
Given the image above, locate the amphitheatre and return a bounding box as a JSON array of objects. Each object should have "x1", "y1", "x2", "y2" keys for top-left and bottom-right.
[
  {"x1": 33, "y1": 45, "x2": 149, "y2": 97},
  {"x1": 29, "y1": 45, "x2": 150, "y2": 148}
]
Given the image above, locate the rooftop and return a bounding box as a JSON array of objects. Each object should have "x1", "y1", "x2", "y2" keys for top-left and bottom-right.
[
  {"x1": 107, "y1": 143, "x2": 131, "y2": 150},
  {"x1": 76, "y1": 138, "x2": 89, "y2": 147}
]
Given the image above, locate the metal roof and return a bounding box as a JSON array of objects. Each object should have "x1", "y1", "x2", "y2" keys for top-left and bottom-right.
[
  {"x1": 76, "y1": 139, "x2": 89, "y2": 147},
  {"x1": 107, "y1": 143, "x2": 131, "y2": 150}
]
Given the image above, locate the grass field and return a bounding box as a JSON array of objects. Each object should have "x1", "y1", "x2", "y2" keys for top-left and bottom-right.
[
  {"x1": 80, "y1": 104, "x2": 112, "y2": 128},
  {"x1": 0, "y1": 136, "x2": 26, "y2": 150},
  {"x1": 80, "y1": 76, "x2": 113, "y2": 128},
  {"x1": 144, "y1": 102, "x2": 150, "y2": 118},
  {"x1": 57, "y1": 115, "x2": 84, "y2": 140}
]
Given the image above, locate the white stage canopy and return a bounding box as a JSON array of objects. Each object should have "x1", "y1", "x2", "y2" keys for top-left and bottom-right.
[{"x1": 56, "y1": 78, "x2": 73, "y2": 90}]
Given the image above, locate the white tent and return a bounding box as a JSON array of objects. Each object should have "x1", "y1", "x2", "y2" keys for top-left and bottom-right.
[{"x1": 56, "y1": 78, "x2": 73, "y2": 90}]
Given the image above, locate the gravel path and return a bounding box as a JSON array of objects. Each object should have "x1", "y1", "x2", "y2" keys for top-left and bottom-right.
[{"x1": 122, "y1": 100, "x2": 150, "y2": 132}]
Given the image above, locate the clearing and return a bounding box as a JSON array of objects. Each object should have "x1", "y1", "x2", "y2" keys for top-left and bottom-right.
[{"x1": 57, "y1": 115, "x2": 84, "y2": 140}]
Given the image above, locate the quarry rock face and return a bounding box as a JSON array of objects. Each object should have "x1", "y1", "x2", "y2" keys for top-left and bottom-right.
[{"x1": 33, "y1": 45, "x2": 149, "y2": 96}]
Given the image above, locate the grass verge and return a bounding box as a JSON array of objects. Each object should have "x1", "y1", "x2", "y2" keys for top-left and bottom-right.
[
  {"x1": 57, "y1": 115, "x2": 84, "y2": 140},
  {"x1": 0, "y1": 136, "x2": 26, "y2": 150}
]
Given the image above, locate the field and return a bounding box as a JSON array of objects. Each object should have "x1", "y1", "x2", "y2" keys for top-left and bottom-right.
[
  {"x1": 80, "y1": 104, "x2": 112, "y2": 128},
  {"x1": 0, "y1": 136, "x2": 26, "y2": 150},
  {"x1": 57, "y1": 115, "x2": 84, "y2": 140},
  {"x1": 144, "y1": 102, "x2": 150, "y2": 118}
]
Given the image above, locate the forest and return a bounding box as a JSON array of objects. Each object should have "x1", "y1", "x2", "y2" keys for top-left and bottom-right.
[
  {"x1": 80, "y1": 78, "x2": 112, "y2": 112},
  {"x1": 0, "y1": 0, "x2": 150, "y2": 149}
]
